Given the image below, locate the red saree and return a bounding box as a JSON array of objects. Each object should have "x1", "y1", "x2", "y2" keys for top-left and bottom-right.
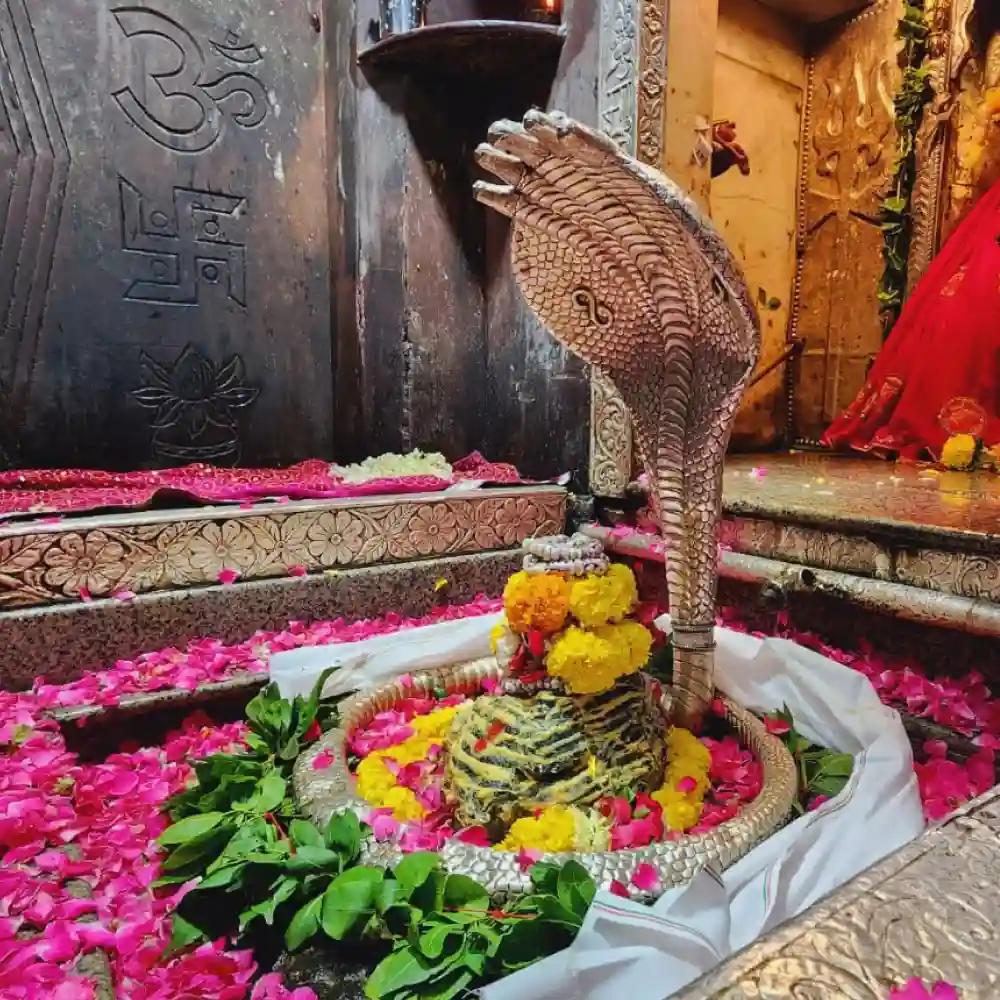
[{"x1": 822, "y1": 177, "x2": 1000, "y2": 461}]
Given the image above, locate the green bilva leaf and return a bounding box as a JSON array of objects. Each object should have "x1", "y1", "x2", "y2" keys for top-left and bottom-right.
[
  {"x1": 196, "y1": 861, "x2": 247, "y2": 891},
  {"x1": 556, "y1": 860, "x2": 596, "y2": 920},
  {"x1": 815, "y1": 752, "x2": 854, "y2": 778},
  {"x1": 157, "y1": 811, "x2": 226, "y2": 847},
  {"x1": 245, "y1": 684, "x2": 282, "y2": 738},
  {"x1": 234, "y1": 772, "x2": 287, "y2": 814},
  {"x1": 530, "y1": 893, "x2": 584, "y2": 929},
  {"x1": 239, "y1": 876, "x2": 299, "y2": 930},
  {"x1": 442, "y1": 874, "x2": 489, "y2": 912},
  {"x1": 325, "y1": 810, "x2": 362, "y2": 860},
  {"x1": 417, "y1": 923, "x2": 462, "y2": 960},
  {"x1": 376, "y1": 878, "x2": 401, "y2": 914},
  {"x1": 364, "y1": 946, "x2": 437, "y2": 999},
  {"x1": 300, "y1": 666, "x2": 338, "y2": 739},
  {"x1": 393, "y1": 851, "x2": 440, "y2": 894},
  {"x1": 286, "y1": 894, "x2": 324, "y2": 951},
  {"x1": 160, "y1": 823, "x2": 236, "y2": 873},
  {"x1": 497, "y1": 917, "x2": 567, "y2": 971},
  {"x1": 167, "y1": 911, "x2": 207, "y2": 954},
  {"x1": 321, "y1": 866, "x2": 385, "y2": 940},
  {"x1": 528, "y1": 861, "x2": 561, "y2": 896},
  {"x1": 416, "y1": 967, "x2": 475, "y2": 1000},
  {"x1": 285, "y1": 845, "x2": 344, "y2": 873},
  {"x1": 289, "y1": 819, "x2": 325, "y2": 848}
]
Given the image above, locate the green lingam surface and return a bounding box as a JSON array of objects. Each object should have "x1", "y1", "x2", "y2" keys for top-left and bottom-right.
[{"x1": 445, "y1": 676, "x2": 666, "y2": 834}]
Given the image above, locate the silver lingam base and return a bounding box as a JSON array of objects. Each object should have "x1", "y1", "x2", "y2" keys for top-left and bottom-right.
[{"x1": 293, "y1": 659, "x2": 798, "y2": 899}]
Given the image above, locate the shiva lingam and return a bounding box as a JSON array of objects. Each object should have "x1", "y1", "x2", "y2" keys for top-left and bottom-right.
[{"x1": 293, "y1": 111, "x2": 797, "y2": 897}]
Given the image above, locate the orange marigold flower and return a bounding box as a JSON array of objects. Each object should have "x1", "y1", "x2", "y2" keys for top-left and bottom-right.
[{"x1": 503, "y1": 571, "x2": 569, "y2": 634}]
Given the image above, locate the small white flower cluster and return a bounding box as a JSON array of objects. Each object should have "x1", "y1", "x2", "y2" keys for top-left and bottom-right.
[{"x1": 331, "y1": 449, "x2": 453, "y2": 483}]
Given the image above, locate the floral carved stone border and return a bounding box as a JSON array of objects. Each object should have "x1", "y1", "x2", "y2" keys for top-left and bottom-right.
[
  {"x1": 589, "y1": 0, "x2": 667, "y2": 495},
  {"x1": 0, "y1": 488, "x2": 566, "y2": 609}
]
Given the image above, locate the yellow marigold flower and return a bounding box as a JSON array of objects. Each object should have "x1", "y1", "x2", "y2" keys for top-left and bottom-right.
[
  {"x1": 545, "y1": 626, "x2": 625, "y2": 695},
  {"x1": 355, "y1": 755, "x2": 397, "y2": 803},
  {"x1": 496, "y1": 804, "x2": 580, "y2": 852},
  {"x1": 651, "y1": 727, "x2": 712, "y2": 830},
  {"x1": 411, "y1": 706, "x2": 459, "y2": 741},
  {"x1": 595, "y1": 620, "x2": 653, "y2": 672},
  {"x1": 941, "y1": 433, "x2": 978, "y2": 470},
  {"x1": 503, "y1": 571, "x2": 569, "y2": 635},
  {"x1": 568, "y1": 563, "x2": 638, "y2": 627},
  {"x1": 381, "y1": 785, "x2": 426, "y2": 822},
  {"x1": 659, "y1": 795, "x2": 701, "y2": 832},
  {"x1": 667, "y1": 727, "x2": 711, "y2": 770}
]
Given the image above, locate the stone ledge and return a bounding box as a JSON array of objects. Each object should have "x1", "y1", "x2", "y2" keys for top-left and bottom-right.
[{"x1": 0, "y1": 550, "x2": 518, "y2": 690}]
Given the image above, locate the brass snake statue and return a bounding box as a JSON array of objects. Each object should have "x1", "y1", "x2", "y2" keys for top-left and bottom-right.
[{"x1": 474, "y1": 110, "x2": 760, "y2": 727}]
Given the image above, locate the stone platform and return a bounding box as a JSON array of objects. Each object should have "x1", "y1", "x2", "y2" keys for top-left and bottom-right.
[
  {"x1": 681, "y1": 785, "x2": 1000, "y2": 999},
  {"x1": 722, "y1": 453, "x2": 1000, "y2": 604},
  {"x1": 0, "y1": 486, "x2": 566, "y2": 689},
  {"x1": 595, "y1": 452, "x2": 1000, "y2": 676}
]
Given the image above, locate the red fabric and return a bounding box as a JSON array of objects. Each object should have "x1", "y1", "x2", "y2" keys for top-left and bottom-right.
[
  {"x1": 0, "y1": 452, "x2": 524, "y2": 518},
  {"x1": 822, "y1": 177, "x2": 1000, "y2": 461}
]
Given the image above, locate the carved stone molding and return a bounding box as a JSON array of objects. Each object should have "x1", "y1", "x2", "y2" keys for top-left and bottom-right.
[
  {"x1": 589, "y1": 0, "x2": 667, "y2": 495},
  {"x1": 0, "y1": 488, "x2": 566, "y2": 609},
  {"x1": 589, "y1": 0, "x2": 640, "y2": 496}
]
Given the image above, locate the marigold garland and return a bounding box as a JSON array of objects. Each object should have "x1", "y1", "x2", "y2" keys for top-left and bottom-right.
[
  {"x1": 651, "y1": 727, "x2": 712, "y2": 832},
  {"x1": 495, "y1": 803, "x2": 611, "y2": 853}
]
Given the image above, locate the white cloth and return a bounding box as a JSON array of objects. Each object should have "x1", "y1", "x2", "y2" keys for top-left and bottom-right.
[
  {"x1": 482, "y1": 625, "x2": 924, "y2": 999},
  {"x1": 268, "y1": 613, "x2": 503, "y2": 700}
]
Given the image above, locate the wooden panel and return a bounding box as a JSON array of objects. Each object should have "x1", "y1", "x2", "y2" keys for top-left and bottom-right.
[
  {"x1": 711, "y1": 0, "x2": 806, "y2": 448},
  {"x1": 482, "y1": 0, "x2": 597, "y2": 480},
  {"x1": 792, "y1": 0, "x2": 901, "y2": 442},
  {"x1": 0, "y1": 0, "x2": 333, "y2": 469},
  {"x1": 339, "y1": 0, "x2": 593, "y2": 478}
]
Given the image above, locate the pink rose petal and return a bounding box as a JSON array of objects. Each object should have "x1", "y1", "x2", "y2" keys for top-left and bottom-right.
[
  {"x1": 608, "y1": 879, "x2": 630, "y2": 899},
  {"x1": 516, "y1": 848, "x2": 542, "y2": 872},
  {"x1": 216, "y1": 568, "x2": 239, "y2": 585},
  {"x1": 630, "y1": 863, "x2": 660, "y2": 893}
]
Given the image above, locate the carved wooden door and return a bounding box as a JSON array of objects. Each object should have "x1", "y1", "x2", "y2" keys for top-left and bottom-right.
[
  {"x1": 792, "y1": 0, "x2": 901, "y2": 443},
  {"x1": 0, "y1": 0, "x2": 332, "y2": 469}
]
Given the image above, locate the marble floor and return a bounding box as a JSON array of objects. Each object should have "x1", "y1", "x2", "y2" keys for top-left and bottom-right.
[{"x1": 725, "y1": 452, "x2": 1000, "y2": 550}]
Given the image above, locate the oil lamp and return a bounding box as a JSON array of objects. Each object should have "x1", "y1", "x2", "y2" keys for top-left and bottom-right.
[{"x1": 525, "y1": 0, "x2": 560, "y2": 24}]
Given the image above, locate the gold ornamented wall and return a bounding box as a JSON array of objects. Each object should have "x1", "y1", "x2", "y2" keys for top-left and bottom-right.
[{"x1": 790, "y1": 0, "x2": 903, "y2": 444}]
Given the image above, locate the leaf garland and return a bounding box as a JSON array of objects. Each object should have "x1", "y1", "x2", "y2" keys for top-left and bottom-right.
[
  {"x1": 156, "y1": 674, "x2": 596, "y2": 1000},
  {"x1": 878, "y1": 1, "x2": 933, "y2": 333}
]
